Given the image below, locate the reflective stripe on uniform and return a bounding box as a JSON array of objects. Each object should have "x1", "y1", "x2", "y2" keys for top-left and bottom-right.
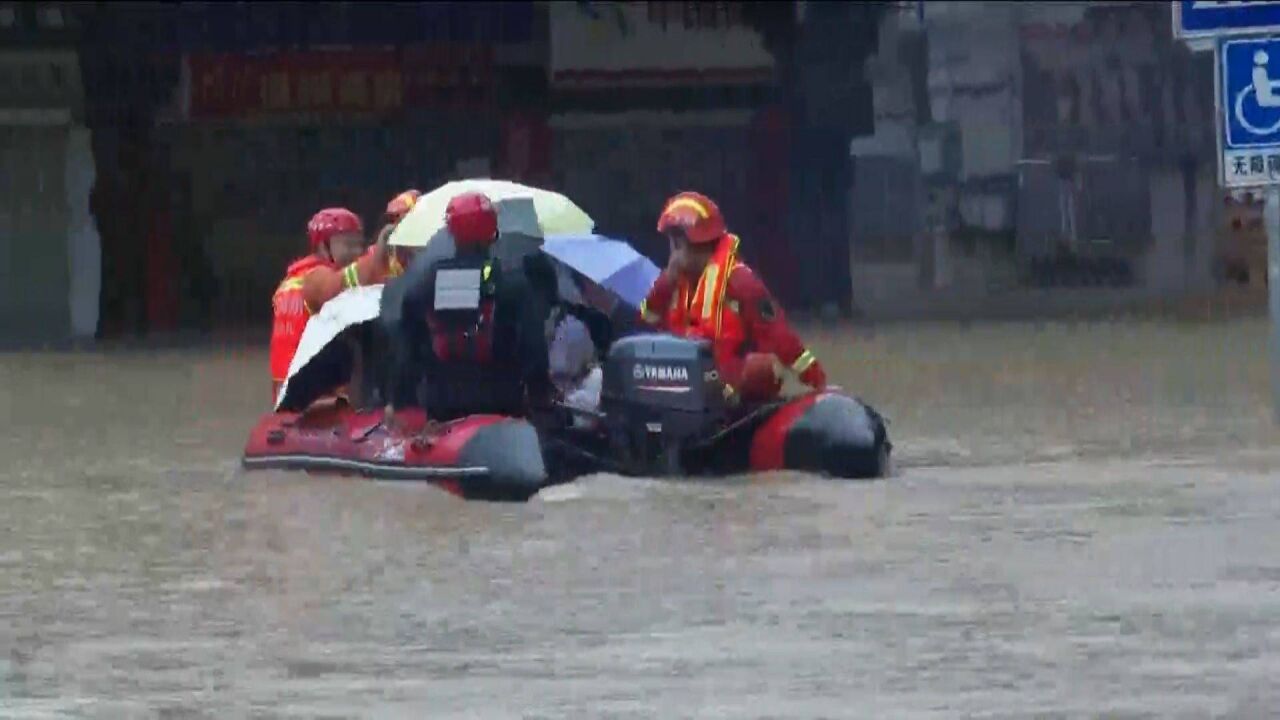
[
  {"x1": 276, "y1": 277, "x2": 305, "y2": 294},
  {"x1": 664, "y1": 197, "x2": 710, "y2": 219},
  {"x1": 342, "y1": 262, "x2": 360, "y2": 289},
  {"x1": 687, "y1": 236, "x2": 738, "y2": 338},
  {"x1": 791, "y1": 349, "x2": 816, "y2": 374},
  {"x1": 699, "y1": 265, "x2": 719, "y2": 323},
  {"x1": 639, "y1": 298, "x2": 661, "y2": 324}
]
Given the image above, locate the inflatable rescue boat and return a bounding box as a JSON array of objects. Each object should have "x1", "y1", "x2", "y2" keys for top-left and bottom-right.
[
  {"x1": 242, "y1": 402, "x2": 549, "y2": 502},
  {"x1": 541, "y1": 333, "x2": 892, "y2": 480},
  {"x1": 241, "y1": 285, "x2": 889, "y2": 500},
  {"x1": 242, "y1": 284, "x2": 549, "y2": 502}
]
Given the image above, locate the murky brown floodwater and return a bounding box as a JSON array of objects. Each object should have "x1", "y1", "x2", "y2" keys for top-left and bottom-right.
[{"x1": 3, "y1": 319, "x2": 1280, "y2": 718}]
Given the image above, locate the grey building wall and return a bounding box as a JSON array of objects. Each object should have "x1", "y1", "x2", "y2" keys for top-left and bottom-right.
[
  {"x1": 850, "y1": 1, "x2": 1219, "y2": 304},
  {"x1": 1018, "y1": 2, "x2": 1213, "y2": 273},
  {"x1": 0, "y1": 125, "x2": 70, "y2": 343},
  {"x1": 0, "y1": 48, "x2": 87, "y2": 344}
]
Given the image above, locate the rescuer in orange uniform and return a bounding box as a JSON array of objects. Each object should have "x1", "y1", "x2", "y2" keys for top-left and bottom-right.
[
  {"x1": 378, "y1": 188, "x2": 422, "y2": 279},
  {"x1": 269, "y1": 207, "x2": 393, "y2": 404},
  {"x1": 639, "y1": 191, "x2": 828, "y2": 404}
]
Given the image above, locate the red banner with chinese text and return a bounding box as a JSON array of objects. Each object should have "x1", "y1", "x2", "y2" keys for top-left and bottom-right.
[{"x1": 186, "y1": 48, "x2": 493, "y2": 119}]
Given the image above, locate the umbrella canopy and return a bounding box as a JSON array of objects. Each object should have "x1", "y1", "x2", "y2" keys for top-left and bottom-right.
[
  {"x1": 388, "y1": 178, "x2": 594, "y2": 250},
  {"x1": 540, "y1": 234, "x2": 661, "y2": 309},
  {"x1": 275, "y1": 284, "x2": 383, "y2": 410}
]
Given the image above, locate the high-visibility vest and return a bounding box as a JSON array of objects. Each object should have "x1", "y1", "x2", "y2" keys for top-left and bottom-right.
[
  {"x1": 664, "y1": 235, "x2": 749, "y2": 396},
  {"x1": 268, "y1": 255, "x2": 334, "y2": 390}
]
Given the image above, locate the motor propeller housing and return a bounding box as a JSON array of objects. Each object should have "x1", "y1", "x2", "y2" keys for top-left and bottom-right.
[{"x1": 600, "y1": 333, "x2": 727, "y2": 475}]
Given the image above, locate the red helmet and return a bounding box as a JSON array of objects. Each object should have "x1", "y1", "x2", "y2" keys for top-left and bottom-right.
[
  {"x1": 445, "y1": 191, "x2": 499, "y2": 250},
  {"x1": 657, "y1": 191, "x2": 726, "y2": 245},
  {"x1": 384, "y1": 189, "x2": 422, "y2": 223},
  {"x1": 307, "y1": 207, "x2": 363, "y2": 251}
]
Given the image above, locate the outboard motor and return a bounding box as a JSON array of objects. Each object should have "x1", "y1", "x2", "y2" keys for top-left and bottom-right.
[{"x1": 600, "y1": 333, "x2": 728, "y2": 475}]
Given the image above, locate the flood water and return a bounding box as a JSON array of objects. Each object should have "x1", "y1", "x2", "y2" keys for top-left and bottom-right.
[{"x1": 3, "y1": 319, "x2": 1280, "y2": 718}]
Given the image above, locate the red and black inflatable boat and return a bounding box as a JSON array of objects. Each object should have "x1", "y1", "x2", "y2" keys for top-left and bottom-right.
[
  {"x1": 541, "y1": 333, "x2": 892, "y2": 481},
  {"x1": 242, "y1": 401, "x2": 549, "y2": 502},
  {"x1": 242, "y1": 332, "x2": 891, "y2": 501}
]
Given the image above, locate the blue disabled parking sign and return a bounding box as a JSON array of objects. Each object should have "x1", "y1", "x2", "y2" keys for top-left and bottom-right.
[
  {"x1": 1178, "y1": 1, "x2": 1280, "y2": 40},
  {"x1": 1221, "y1": 36, "x2": 1280, "y2": 187},
  {"x1": 1198, "y1": 13, "x2": 1280, "y2": 426}
]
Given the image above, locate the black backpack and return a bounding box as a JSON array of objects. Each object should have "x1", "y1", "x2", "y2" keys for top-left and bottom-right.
[{"x1": 423, "y1": 254, "x2": 502, "y2": 367}]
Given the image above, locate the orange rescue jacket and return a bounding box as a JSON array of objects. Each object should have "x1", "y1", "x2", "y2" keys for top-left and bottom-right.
[
  {"x1": 269, "y1": 247, "x2": 400, "y2": 403},
  {"x1": 270, "y1": 255, "x2": 335, "y2": 397},
  {"x1": 640, "y1": 234, "x2": 821, "y2": 399}
]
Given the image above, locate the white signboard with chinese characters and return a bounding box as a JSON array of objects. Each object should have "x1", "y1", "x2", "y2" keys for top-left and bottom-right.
[
  {"x1": 1220, "y1": 36, "x2": 1280, "y2": 187},
  {"x1": 0, "y1": 50, "x2": 84, "y2": 124},
  {"x1": 1223, "y1": 146, "x2": 1280, "y2": 185},
  {"x1": 548, "y1": 1, "x2": 774, "y2": 88}
]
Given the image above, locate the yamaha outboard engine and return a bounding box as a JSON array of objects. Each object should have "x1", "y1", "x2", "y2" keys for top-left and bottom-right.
[{"x1": 600, "y1": 333, "x2": 728, "y2": 476}]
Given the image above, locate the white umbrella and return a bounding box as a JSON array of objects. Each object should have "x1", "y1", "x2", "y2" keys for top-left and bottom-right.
[
  {"x1": 387, "y1": 179, "x2": 595, "y2": 271},
  {"x1": 275, "y1": 284, "x2": 384, "y2": 410}
]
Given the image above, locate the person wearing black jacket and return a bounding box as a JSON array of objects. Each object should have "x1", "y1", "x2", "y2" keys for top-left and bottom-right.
[{"x1": 379, "y1": 192, "x2": 552, "y2": 420}]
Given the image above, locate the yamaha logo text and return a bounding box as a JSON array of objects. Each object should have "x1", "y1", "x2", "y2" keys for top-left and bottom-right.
[{"x1": 632, "y1": 364, "x2": 690, "y2": 383}]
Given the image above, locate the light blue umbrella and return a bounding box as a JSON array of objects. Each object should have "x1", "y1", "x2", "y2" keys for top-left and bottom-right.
[{"x1": 540, "y1": 234, "x2": 661, "y2": 309}]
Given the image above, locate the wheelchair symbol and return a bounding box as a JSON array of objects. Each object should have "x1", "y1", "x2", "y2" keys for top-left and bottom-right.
[{"x1": 1235, "y1": 49, "x2": 1280, "y2": 136}]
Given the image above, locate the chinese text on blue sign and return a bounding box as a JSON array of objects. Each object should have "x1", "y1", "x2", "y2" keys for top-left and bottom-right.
[{"x1": 1221, "y1": 36, "x2": 1280, "y2": 187}]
